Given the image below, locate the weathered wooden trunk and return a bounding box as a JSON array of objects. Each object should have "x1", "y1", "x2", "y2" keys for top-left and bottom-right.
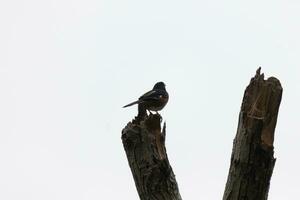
[
  {"x1": 122, "y1": 114, "x2": 182, "y2": 200},
  {"x1": 223, "y1": 68, "x2": 283, "y2": 200}
]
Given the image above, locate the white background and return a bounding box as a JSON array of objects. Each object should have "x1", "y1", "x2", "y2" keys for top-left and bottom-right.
[{"x1": 0, "y1": 0, "x2": 299, "y2": 199}]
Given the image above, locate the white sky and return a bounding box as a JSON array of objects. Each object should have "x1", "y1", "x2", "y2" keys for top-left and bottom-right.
[{"x1": 0, "y1": 0, "x2": 299, "y2": 199}]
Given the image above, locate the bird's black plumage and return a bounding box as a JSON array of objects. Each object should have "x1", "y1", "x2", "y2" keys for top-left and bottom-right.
[{"x1": 123, "y1": 82, "x2": 169, "y2": 113}]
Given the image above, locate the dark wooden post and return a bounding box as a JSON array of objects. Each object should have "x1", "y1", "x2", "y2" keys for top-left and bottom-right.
[
  {"x1": 223, "y1": 68, "x2": 283, "y2": 200},
  {"x1": 122, "y1": 114, "x2": 182, "y2": 200}
]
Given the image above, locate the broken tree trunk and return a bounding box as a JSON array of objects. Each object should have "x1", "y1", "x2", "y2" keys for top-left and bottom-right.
[
  {"x1": 223, "y1": 68, "x2": 283, "y2": 200},
  {"x1": 122, "y1": 114, "x2": 182, "y2": 200}
]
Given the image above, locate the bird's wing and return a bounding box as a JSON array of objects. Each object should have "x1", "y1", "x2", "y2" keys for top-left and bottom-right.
[
  {"x1": 123, "y1": 90, "x2": 158, "y2": 108},
  {"x1": 139, "y1": 90, "x2": 155, "y2": 99},
  {"x1": 139, "y1": 90, "x2": 164, "y2": 101}
]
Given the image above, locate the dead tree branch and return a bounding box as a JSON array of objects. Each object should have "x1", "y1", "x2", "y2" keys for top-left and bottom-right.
[
  {"x1": 223, "y1": 68, "x2": 283, "y2": 200},
  {"x1": 122, "y1": 114, "x2": 182, "y2": 200}
]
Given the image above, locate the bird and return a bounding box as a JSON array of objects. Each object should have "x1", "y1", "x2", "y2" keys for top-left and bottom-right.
[{"x1": 123, "y1": 82, "x2": 169, "y2": 114}]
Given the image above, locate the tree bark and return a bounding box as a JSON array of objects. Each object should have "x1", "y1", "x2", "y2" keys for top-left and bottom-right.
[
  {"x1": 122, "y1": 114, "x2": 182, "y2": 200},
  {"x1": 223, "y1": 68, "x2": 283, "y2": 200}
]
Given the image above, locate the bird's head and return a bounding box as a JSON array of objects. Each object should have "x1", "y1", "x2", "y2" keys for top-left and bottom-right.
[{"x1": 153, "y1": 82, "x2": 166, "y2": 90}]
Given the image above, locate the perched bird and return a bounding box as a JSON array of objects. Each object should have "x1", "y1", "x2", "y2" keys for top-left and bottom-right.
[{"x1": 123, "y1": 82, "x2": 169, "y2": 114}]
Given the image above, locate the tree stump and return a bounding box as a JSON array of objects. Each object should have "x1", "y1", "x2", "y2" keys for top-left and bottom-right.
[
  {"x1": 223, "y1": 68, "x2": 283, "y2": 200},
  {"x1": 122, "y1": 114, "x2": 182, "y2": 200}
]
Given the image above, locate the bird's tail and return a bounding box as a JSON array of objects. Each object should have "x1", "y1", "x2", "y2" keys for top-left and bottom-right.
[{"x1": 123, "y1": 100, "x2": 140, "y2": 108}]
